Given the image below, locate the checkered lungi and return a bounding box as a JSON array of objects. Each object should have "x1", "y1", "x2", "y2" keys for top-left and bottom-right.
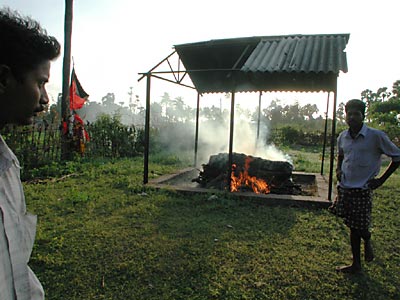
[{"x1": 329, "y1": 187, "x2": 372, "y2": 230}]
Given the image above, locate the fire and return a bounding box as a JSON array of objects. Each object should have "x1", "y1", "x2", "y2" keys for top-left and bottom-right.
[{"x1": 230, "y1": 156, "x2": 270, "y2": 194}]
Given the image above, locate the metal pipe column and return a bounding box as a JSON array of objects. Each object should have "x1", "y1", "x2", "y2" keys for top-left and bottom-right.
[
  {"x1": 321, "y1": 92, "x2": 330, "y2": 175},
  {"x1": 143, "y1": 73, "x2": 151, "y2": 184},
  {"x1": 194, "y1": 93, "x2": 200, "y2": 167},
  {"x1": 328, "y1": 81, "x2": 338, "y2": 201},
  {"x1": 227, "y1": 92, "x2": 235, "y2": 191},
  {"x1": 257, "y1": 91, "x2": 262, "y2": 139}
]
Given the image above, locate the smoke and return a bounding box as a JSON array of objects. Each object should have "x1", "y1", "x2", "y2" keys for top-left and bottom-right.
[
  {"x1": 149, "y1": 93, "x2": 293, "y2": 167},
  {"x1": 196, "y1": 117, "x2": 292, "y2": 166}
]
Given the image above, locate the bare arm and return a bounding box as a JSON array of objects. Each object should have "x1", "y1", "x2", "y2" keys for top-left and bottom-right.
[{"x1": 367, "y1": 160, "x2": 400, "y2": 190}]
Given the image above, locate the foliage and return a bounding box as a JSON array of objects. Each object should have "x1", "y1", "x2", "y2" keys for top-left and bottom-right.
[
  {"x1": 269, "y1": 126, "x2": 333, "y2": 147},
  {"x1": 24, "y1": 154, "x2": 400, "y2": 300},
  {"x1": 359, "y1": 80, "x2": 400, "y2": 142},
  {"x1": 334, "y1": 79, "x2": 400, "y2": 144},
  {"x1": 25, "y1": 160, "x2": 85, "y2": 181},
  {"x1": 202, "y1": 105, "x2": 230, "y2": 123},
  {"x1": 260, "y1": 99, "x2": 323, "y2": 130},
  {"x1": 336, "y1": 102, "x2": 346, "y2": 125},
  {"x1": 0, "y1": 122, "x2": 62, "y2": 178},
  {"x1": 87, "y1": 113, "x2": 143, "y2": 158},
  {"x1": 159, "y1": 92, "x2": 195, "y2": 124},
  {"x1": 0, "y1": 114, "x2": 147, "y2": 180}
]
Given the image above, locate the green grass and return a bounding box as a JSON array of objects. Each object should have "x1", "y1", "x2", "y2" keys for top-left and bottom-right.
[{"x1": 24, "y1": 154, "x2": 400, "y2": 299}]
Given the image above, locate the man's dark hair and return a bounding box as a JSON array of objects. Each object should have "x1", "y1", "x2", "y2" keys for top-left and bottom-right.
[
  {"x1": 345, "y1": 99, "x2": 366, "y2": 116},
  {"x1": 0, "y1": 7, "x2": 61, "y2": 81}
]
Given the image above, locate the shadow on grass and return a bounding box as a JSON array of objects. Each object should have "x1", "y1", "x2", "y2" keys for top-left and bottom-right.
[
  {"x1": 140, "y1": 192, "x2": 300, "y2": 298},
  {"x1": 339, "y1": 269, "x2": 399, "y2": 300}
]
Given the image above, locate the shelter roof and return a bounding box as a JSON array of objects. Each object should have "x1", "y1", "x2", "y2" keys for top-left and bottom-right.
[{"x1": 174, "y1": 33, "x2": 349, "y2": 94}]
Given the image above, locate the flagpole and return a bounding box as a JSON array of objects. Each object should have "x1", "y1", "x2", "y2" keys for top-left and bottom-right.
[{"x1": 61, "y1": 0, "x2": 73, "y2": 160}]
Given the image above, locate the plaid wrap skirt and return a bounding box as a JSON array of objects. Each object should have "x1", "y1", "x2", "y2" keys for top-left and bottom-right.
[{"x1": 328, "y1": 187, "x2": 372, "y2": 230}]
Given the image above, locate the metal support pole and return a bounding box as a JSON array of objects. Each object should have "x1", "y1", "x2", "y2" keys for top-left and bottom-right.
[
  {"x1": 194, "y1": 93, "x2": 200, "y2": 167},
  {"x1": 143, "y1": 74, "x2": 151, "y2": 184},
  {"x1": 257, "y1": 91, "x2": 262, "y2": 139},
  {"x1": 328, "y1": 82, "x2": 338, "y2": 201},
  {"x1": 227, "y1": 92, "x2": 235, "y2": 192},
  {"x1": 321, "y1": 92, "x2": 330, "y2": 175}
]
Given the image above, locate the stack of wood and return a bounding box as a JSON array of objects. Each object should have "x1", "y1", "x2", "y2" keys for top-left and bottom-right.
[{"x1": 193, "y1": 152, "x2": 301, "y2": 194}]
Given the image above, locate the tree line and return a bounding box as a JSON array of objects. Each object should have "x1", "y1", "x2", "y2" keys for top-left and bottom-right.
[
  {"x1": 1, "y1": 79, "x2": 398, "y2": 179},
  {"x1": 38, "y1": 79, "x2": 399, "y2": 142}
]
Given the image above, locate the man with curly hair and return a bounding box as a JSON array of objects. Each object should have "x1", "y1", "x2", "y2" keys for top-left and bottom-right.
[
  {"x1": 0, "y1": 7, "x2": 60, "y2": 299},
  {"x1": 330, "y1": 99, "x2": 400, "y2": 274}
]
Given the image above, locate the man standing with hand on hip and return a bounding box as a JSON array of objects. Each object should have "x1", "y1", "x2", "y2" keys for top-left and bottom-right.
[
  {"x1": 330, "y1": 99, "x2": 400, "y2": 274},
  {"x1": 0, "y1": 7, "x2": 60, "y2": 299}
]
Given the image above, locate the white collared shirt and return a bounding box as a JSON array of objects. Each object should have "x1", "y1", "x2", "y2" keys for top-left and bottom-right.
[
  {"x1": 0, "y1": 135, "x2": 44, "y2": 300},
  {"x1": 337, "y1": 124, "x2": 400, "y2": 189}
]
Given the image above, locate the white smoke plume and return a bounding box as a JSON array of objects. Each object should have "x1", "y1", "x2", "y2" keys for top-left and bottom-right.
[{"x1": 196, "y1": 117, "x2": 292, "y2": 166}]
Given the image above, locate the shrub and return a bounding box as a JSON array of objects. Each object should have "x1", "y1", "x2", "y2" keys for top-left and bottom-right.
[{"x1": 86, "y1": 113, "x2": 144, "y2": 158}]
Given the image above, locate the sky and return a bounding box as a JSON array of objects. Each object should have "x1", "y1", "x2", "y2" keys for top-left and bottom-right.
[{"x1": 1, "y1": 0, "x2": 400, "y2": 115}]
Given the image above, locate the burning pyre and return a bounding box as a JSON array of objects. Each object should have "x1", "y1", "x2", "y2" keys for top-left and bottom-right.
[
  {"x1": 193, "y1": 152, "x2": 301, "y2": 195},
  {"x1": 230, "y1": 156, "x2": 270, "y2": 194}
]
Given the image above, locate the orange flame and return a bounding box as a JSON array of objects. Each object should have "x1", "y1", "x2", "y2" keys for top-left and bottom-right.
[{"x1": 230, "y1": 156, "x2": 270, "y2": 194}]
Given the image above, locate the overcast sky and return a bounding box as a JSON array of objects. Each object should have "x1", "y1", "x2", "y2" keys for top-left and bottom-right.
[{"x1": 1, "y1": 0, "x2": 400, "y2": 114}]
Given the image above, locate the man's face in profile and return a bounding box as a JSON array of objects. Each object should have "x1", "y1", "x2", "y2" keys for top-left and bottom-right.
[{"x1": 0, "y1": 60, "x2": 51, "y2": 126}]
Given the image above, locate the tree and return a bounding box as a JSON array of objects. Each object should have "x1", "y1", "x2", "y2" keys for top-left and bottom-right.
[
  {"x1": 129, "y1": 94, "x2": 141, "y2": 114},
  {"x1": 392, "y1": 80, "x2": 400, "y2": 98},
  {"x1": 170, "y1": 96, "x2": 194, "y2": 123},
  {"x1": 201, "y1": 105, "x2": 228, "y2": 123},
  {"x1": 370, "y1": 95, "x2": 400, "y2": 127},
  {"x1": 150, "y1": 102, "x2": 163, "y2": 126},
  {"x1": 160, "y1": 92, "x2": 172, "y2": 121},
  {"x1": 361, "y1": 87, "x2": 391, "y2": 122},
  {"x1": 235, "y1": 104, "x2": 252, "y2": 121},
  {"x1": 101, "y1": 93, "x2": 116, "y2": 106},
  {"x1": 360, "y1": 80, "x2": 400, "y2": 142},
  {"x1": 301, "y1": 103, "x2": 319, "y2": 120},
  {"x1": 336, "y1": 102, "x2": 346, "y2": 125},
  {"x1": 263, "y1": 99, "x2": 284, "y2": 126}
]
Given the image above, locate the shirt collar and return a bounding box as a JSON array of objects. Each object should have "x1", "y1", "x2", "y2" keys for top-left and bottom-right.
[
  {"x1": 345, "y1": 123, "x2": 368, "y2": 139},
  {"x1": 0, "y1": 135, "x2": 14, "y2": 173},
  {"x1": 358, "y1": 124, "x2": 368, "y2": 137}
]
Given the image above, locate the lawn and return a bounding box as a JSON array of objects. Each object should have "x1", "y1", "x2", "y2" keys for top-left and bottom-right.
[{"x1": 24, "y1": 153, "x2": 400, "y2": 300}]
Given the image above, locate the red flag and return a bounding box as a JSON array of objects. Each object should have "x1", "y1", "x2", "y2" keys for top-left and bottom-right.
[
  {"x1": 74, "y1": 113, "x2": 84, "y2": 124},
  {"x1": 73, "y1": 113, "x2": 90, "y2": 141},
  {"x1": 69, "y1": 68, "x2": 89, "y2": 110}
]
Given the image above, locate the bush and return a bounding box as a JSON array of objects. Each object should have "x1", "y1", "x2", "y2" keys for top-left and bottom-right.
[
  {"x1": 86, "y1": 113, "x2": 144, "y2": 158},
  {"x1": 270, "y1": 126, "x2": 333, "y2": 147}
]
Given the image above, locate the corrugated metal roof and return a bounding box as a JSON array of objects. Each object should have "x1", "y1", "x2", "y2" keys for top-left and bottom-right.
[
  {"x1": 242, "y1": 34, "x2": 349, "y2": 73},
  {"x1": 173, "y1": 34, "x2": 349, "y2": 93}
]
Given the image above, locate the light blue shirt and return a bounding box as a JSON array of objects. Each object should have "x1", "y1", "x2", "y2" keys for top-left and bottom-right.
[
  {"x1": 337, "y1": 124, "x2": 400, "y2": 189},
  {"x1": 0, "y1": 135, "x2": 44, "y2": 300}
]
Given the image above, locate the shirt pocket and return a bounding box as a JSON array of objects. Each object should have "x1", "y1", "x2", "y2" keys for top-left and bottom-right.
[{"x1": 356, "y1": 149, "x2": 372, "y2": 167}]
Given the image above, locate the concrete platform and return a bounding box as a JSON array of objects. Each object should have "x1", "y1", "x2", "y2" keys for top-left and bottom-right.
[{"x1": 147, "y1": 167, "x2": 333, "y2": 208}]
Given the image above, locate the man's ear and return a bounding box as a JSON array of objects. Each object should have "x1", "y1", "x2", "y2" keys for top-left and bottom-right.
[{"x1": 0, "y1": 65, "x2": 12, "y2": 94}]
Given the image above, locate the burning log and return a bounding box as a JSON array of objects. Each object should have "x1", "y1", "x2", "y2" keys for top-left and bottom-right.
[{"x1": 193, "y1": 152, "x2": 301, "y2": 195}]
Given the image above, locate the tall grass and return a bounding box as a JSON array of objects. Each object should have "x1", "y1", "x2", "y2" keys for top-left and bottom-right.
[{"x1": 24, "y1": 153, "x2": 400, "y2": 300}]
